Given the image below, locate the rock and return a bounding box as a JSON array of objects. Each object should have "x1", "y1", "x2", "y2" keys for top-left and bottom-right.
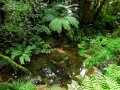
[{"x1": 33, "y1": 80, "x2": 42, "y2": 85}]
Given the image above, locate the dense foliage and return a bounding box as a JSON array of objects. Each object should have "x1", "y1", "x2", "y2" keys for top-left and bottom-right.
[
  {"x1": 78, "y1": 34, "x2": 120, "y2": 67},
  {"x1": 68, "y1": 64, "x2": 120, "y2": 90},
  {"x1": 0, "y1": 0, "x2": 120, "y2": 90},
  {"x1": 0, "y1": 81, "x2": 36, "y2": 90}
]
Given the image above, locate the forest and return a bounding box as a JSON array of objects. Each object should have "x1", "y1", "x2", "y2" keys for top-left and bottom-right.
[{"x1": 0, "y1": 0, "x2": 120, "y2": 90}]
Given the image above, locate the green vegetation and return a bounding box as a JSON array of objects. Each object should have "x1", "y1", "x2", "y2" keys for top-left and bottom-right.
[
  {"x1": 49, "y1": 16, "x2": 79, "y2": 38},
  {"x1": 0, "y1": 0, "x2": 120, "y2": 90},
  {"x1": 78, "y1": 35, "x2": 120, "y2": 67},
  {"x1": 0, "y1": 81, "x2": 36, "y2": 90},
  {"x1": 6, "y1": 45, "x2": 36, "y2": 65},
  {"x1": 68, "y1": 64, "x2": 120, "y2": 90},
  {"x1": 0, "y1": 53, "x2": 31, "y2": 75}
]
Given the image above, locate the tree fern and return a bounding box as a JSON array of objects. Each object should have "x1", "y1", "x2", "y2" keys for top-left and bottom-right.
[
  {"x1": 49, "y1": 18, "x2": 62, "y2": 33},
  {"x1": 62, "y1": 19, "x2": 72, "y2": 31},
  {"x1": 49, "y1": 16, "x2": 79, "y2": 36},
  {"x1": 42, "y1": 14, "x2": 57, "y2": 22},
  {"x1": 64, "y1": 16, "x2": 79, "y2": 29}
]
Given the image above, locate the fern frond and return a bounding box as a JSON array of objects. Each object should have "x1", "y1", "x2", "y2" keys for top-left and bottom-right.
[
  {"x1": 19, "y1": 54, "x2": 31, "y2": 65},
  {"x1": 49, "y1": 16, "x2": 78, "y2": 35},
  {"x1": 105, "y1": 76, "x2": 120, "y2": 90},
  {"x1": 64, "y1": 16, "x2": 79, "y2": 29},
  {"x1": 24, "y1": 45, "x2": 36, "y2": 54},
  {"x1": 19, "y1": 54, "x2": 30, "y2": 65},
  {"x1": 105, "y1": 64, "x2": 120, "y2": 84},
  {"x1": 61, "y1": 19, "x2": 72, "y2": 31},
  {"x1": 42, "y1": 14, "x2": 56, "y2": 22},
  {"x1": 11, "y1": 50, "x2": 22, "y2": 60},
  {"x1": 49, "y1": 18, "x2": 62, "y2": 33},
  {"x1": 19, "y1": 55, "x2": 25, "y2": 65},
  {"x1": 23, "y1": 54, "x2": 30, "y2": 62}
]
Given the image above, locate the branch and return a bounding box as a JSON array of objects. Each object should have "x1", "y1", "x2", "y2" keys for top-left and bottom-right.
[{"x1": 0, "y1": 53, "x2": 31, "y2": 75}]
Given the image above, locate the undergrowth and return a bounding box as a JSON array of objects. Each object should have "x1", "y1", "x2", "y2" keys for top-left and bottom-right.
[
  {"x1": 68, "y1": 64, "x2": 120, "y2": 90},
  {"x1": 0, "y1": 81, "x2": 36, "y2": 90},
  {"x1": 78, "y1": 35, "x2": 120, "y2": 67}
]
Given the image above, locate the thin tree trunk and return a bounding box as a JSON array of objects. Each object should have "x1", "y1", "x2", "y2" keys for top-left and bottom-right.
[{"x1": 93, "y1": 0, "x2": 108, "y2": 20}]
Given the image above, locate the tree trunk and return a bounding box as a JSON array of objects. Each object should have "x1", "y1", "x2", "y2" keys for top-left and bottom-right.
[
  {"x1": 78, "y1": 0, "x2": 93, "y2": 25},
  {"x1": 76, "y1": 0, "x2": 108, "y2": 25}
]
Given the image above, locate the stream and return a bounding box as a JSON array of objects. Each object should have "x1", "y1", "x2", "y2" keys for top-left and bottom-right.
[{"x1": 0, "y1": 46, "x2": 93, "y2": 89}]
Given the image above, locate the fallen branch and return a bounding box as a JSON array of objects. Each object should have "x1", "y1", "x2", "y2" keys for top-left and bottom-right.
[{"x1": 0, "y1": 53, "x2": 31, "y2": 75}]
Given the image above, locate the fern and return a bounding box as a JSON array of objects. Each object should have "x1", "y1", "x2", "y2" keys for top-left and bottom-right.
[
  {"x1": 42, "y1": 14, "x2": 57, "y2": 22},
  {"x1": 29, "y1": 36, "x2": 51, "y2": 54},
  {"x1": 50, "y1": 18, "x2": 62, "y2": 33},
  {"x1": 79, "y1": 36, "x2": 120, "y2": 67},
  {"x1": 38, "y1": 25, "x2": 51, "y2": 35},
  {"x1": 68, "y1": 66, "x2": 120, "y2": 90},
  {"x1": 6, "y1": 45, "x2": 36, "y2": 65},
  {"x1": 49, "y1": 16, "x2": 79, "y2": 37},
  {"x1": 19, "y1": 54, "x2": 30, "y2": 65},
  {"x1": 64, "y1": 16, "x2": 79, "y2": 29},
  {"x1": 11, "y1": 50, "x2": 22, "y2": 60},
  {"x1": 62, "y1": 19, "x2": 72, "y2": 31},
  {"x1": 19, "y1": 45, "x2": 36, "y2": 64},
  {"x1": 24, "y1": 45, "x2": 36, "y2": 54},
  {"x1": 105, "y1": 64, "x2": 120, "y2": 84},
  {"x1": 105, "y1": 76, "x2": 120, "y2": 90}
]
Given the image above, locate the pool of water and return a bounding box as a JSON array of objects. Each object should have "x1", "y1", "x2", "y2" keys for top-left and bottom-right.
[{"x1": 0, "y1": 46, "x2": 93, "y2": 88}]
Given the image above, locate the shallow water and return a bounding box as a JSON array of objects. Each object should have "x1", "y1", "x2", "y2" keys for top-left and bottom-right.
[
  {"x1": 27, "y1": 47, "x2": 83, "y2": 86},
  {"x1": 0, "y1": 46, "x2": 94, "y2": 89}
]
